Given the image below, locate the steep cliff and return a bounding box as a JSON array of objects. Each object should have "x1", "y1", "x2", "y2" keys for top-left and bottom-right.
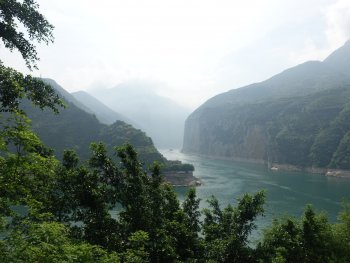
[{"x1": 183, "y1": 41, "x2": 350, "y2": 170}]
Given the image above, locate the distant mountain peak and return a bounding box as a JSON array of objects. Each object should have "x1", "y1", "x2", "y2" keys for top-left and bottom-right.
[
  {"x1": 42, "y1": 78, "x2": 93, "y2": 114},
  {"x1": 25, "y1": 79, "x2": 166, "y2": 165},
  {"x1": 323, "y1": 39, "x2": 350, "y2": 77},
  {"x1": 72, "y1": 90, "x2": 134, "y2": 126},
  {"x1": 89, "y1": 81, "x2": 190, "y2": 148}
]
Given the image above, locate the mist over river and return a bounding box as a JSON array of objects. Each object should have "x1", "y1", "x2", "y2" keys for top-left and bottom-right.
[{"x1": 161, "y1": 149, "x2": 350, "y2": 235}]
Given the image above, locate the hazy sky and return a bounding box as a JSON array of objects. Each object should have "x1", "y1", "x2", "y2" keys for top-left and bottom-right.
[{"x1": 1, "y1": 0, "x2": 350, "y2": 109}]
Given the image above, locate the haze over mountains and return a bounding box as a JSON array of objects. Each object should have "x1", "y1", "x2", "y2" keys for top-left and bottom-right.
[
  {"x1": 72, "y1": 90, "x2": 133, "y2": 126},
  {"x1": 89, "y1": 80, "x2": 190, "y2": 149},
  {"x1": 183, "y1": 40, "x2": 350, "y2": 171},
  {"x1": 23, "y1": 79, "x2": 165, "y2": 166}
]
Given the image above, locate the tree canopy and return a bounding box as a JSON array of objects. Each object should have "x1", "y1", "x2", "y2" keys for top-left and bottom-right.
[
  {"x1": 0, "y1": 0, "x2": 54, "y2": 69},
  {"x1": 0, "y1": 0, "x2": 64, "y2": 115},
  {"x1": 0, "y1": 64, "x2": 64, "y2": 113},
  {"x1": 1, "y1": 135, "x2": 350, "y2": 262}
]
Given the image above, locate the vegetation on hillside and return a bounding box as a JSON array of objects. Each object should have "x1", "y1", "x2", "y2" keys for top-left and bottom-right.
[
  {"x1": 163, "y1": 160, "x2": 195, "y2": 172},
  {"x1": 184, "y1": 41, "x2": 350, "y2": 170},
  {"x1": 21, "y1": 96, "x2": 166, "y2": 166},
  {"x1": 185, "y1": 85, "x2": 350, "y2": 169}
]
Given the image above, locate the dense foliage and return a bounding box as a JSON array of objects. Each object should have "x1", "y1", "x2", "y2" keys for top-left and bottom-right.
[
  {"x1": 1, "y1": 111, "x2": 350, "y2": 262},
  {"x1": 0, "y1": 65, "x2": 64, "y2": 114}
]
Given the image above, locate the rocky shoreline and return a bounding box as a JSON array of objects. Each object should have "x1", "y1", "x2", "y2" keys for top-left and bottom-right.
[
  {"x1": 268, "y1": 163, "x2": 350, "y2": 178},
  {"x1": 163, "y1": 171, "x2": 201, "y2": 186},
  {"x1": 181, "y1": 150, "x2": 266, "y2": 165},
  {"x1": 183, "y1": 151, "x2": 350, "y2": 178}
]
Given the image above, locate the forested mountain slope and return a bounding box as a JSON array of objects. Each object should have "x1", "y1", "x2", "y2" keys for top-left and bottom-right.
[
  {"x1": 21, "y1": 80, "x2": 165, "y2": 166},
  {"x1": 183, "y1": 40, "x2": 350, "y2": 170}
]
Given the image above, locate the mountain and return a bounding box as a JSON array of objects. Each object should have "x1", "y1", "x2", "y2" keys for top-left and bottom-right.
[
  {"x1": 72, "y1": 90, "x2": 134, "y2": 125},
  {"x1": 42, "y1": 78, "x2": 93, "y2": 114},
  {"x1": 89, "y1": 80, "x2": 190, "y2": 149},
  {"x1": 183, "y1": 40, "x2": 350, "y2": 170},
  {"x1": 21, "y1": 79, "x2": 166, "y2": 166},
  {"x1": 323, "y1": 39, "x2": 350, "y2": 77}
]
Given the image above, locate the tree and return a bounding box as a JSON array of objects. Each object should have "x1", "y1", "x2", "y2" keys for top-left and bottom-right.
[
  {"x1": 0, "y1": 0, "x2": 64, "y2": 115},
  {"x1": 45, "y1": 143, "x2": 122, "y2": 251},
  {"x1": 257, "y1": 217, "x2": 304, "y2": 262},
  {"x1": 0, "y1": 0, "x2": 54, "y2": 70},
  {"x1": 0, "y1": 64, "x2": 64, "y2": 114},
  {"x1": 0, "y1": 0, "x2": 64, "y2": 228},
  {"x1": 0, "y1": 113, "x2": 58, "y2": 218},
  {"x1": 202, "y1": 191, "x2": 265, "y2": 263},
  {"x1": 117, "y1": 143, "x2": 152, "y2": 234},
  {"x1": 0, "y1": 221, "x2": 120, "y2": 262},
  {"x1": 302, "y1": 206, "x2": 334, "y2": 263},
  {"x1": 123, "y1": 231, "x2": 150, "y2": 263},
  {"x1": 180, "y1": 187, "x2": 203, "y2": 260},
  {"x1": 333, "y1": 201, "x2": 350, "y2": 261},
  {"x1": 258, "y1": 205, "x2": 336, "y2": 263}
]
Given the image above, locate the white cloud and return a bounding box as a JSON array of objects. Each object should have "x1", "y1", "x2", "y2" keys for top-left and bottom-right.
[
  {"x1": 288, "y1": 0, "x2": 350, "y2": 65},
  {"x1": 287, "y1": 38, "x2": 330, "y2": 65},
  {"x1": 1, "y1": 0, "x2": 350, "y2": 109},
  {"x1": 325, "y1": 0, "x2": 350, "y2": 48}
]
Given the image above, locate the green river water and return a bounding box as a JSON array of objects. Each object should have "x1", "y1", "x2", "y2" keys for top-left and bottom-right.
[{"x1": 161, "y1": 149, "x2": 350, "y2": 235}]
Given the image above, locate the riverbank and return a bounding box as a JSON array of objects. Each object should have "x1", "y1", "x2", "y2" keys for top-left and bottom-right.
[
  {"x1": 181, "y1": 150, "x2": 266, "y2": 165},
  {"x1": 181, "y1": 151, "x2": 350, "y2": 178},
  {"x1": 269, "y1": 163, "x2": 350, "y2": 178},
  {"x1": 163, "y1": 171, "x2": 201, "y2": 186}
]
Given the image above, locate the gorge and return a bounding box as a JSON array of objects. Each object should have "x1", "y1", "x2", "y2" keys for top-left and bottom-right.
[{"x1": 183, "y1": 40, "x2": 350, "y2": 175}]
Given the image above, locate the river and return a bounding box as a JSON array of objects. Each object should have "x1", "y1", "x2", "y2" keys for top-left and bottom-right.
[{"x1": 161, "y1": 149, "x2": 350, "y2": 235}]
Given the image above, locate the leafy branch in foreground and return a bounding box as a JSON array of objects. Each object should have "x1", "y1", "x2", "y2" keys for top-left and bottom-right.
[
  {"x1": 0, "y1": 0, "x2": 54, "y2": 69},
  {"x1": 0, "y1": 64, "x2": 65, "y2": 114}
]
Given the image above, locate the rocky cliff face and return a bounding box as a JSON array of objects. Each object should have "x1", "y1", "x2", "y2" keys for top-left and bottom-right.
[
  {"x1": 184, "y1": 114, "x2": 267, "y2": 162},
  {"x1": 183, "y1": 41, "x2": 350, "y2": 169}
]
